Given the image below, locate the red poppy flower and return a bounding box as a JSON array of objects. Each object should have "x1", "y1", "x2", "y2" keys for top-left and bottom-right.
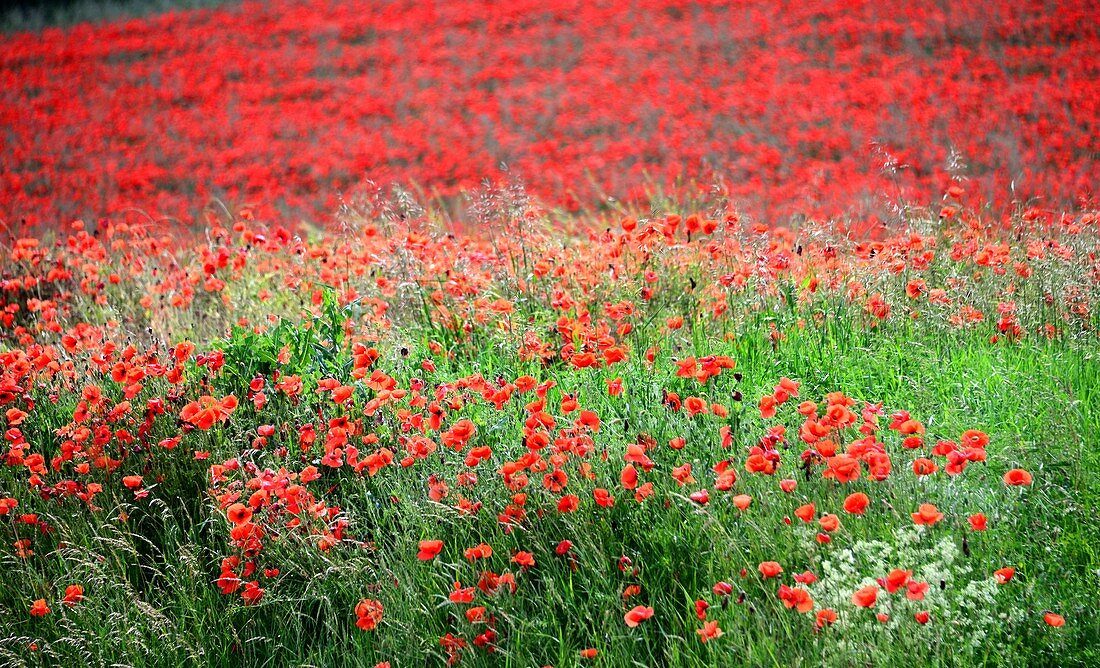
[
  {"x1": 816, "y1": 609, "x2": 838, "y2": 629},
  {"x1": 882, "y1": 569, "x2": 912, "y2": 594},
  {"x1": 823, "y1": 454, "x2": 861, "y2": 483},
  {"x1": 696, "y1": 620, "x2": 723, "y2": 642},
  {"x1": 355, "y1": 598, "x2": 384, "y2": 631},
  {"x1": 620, "y1": 464, "x2": 638, "y2": 490},
  {"x1": 689, "y1": 489, "x2": 710, "y2": 505},
  {"x1": 911, "y1": 503, "x2": 944, "y2": 526},
  {"x1": 852, "y1": 585, "x2": 878, "y2": 608},
  {"x1": 843, "y1": 492, "x2": 870, "y2": 515},
  {"x1": 684, "y1": 396, "x2": 708, "y2": 416},
  {"x1": 226, "y1": 503, "x2": 252, "y2": 526},
  {"x1": 449, "y1": 582, "x2": 475, "y2": 604},
  {"x1": 794, "y1": 503, "x2": 815, "y2": 522},
  {"x1": 557, "y1": 495, "x2": 580, "y2": 513},
  {"x1": 180, "y1": 395, "x2": 238, "y2": 430},
  {"x1": 464, "y1": 606, "x2": 486, "y2": 623},
  {"x1": 29, "y1": 599, "x2": 50, "y2": 617},
  {"x1": 759, "y1": 395, "x2": 777, "y2": 419},
  {"x1": 960, "y1": 430, "x2": 989, "y2": 449},
  {"x1": 671, "y1": 463, "x2": 695, "y2": 485},
  {"x1": 624, "y1": 605, "x2": 654, "y2": 627},
  {"x1": 758, "y1": 561, "x2": 783, "y2": 578},
  {"x1": 593, "y1": 488, "x2": 615, "y2": 508},
  {"x1": 1003, "y1": 468, "x2": 1033, "y2": 486},
  {"x1": 463, "y1": 543, "x2": 493, "y2": 561},
  {"x1": 776, "y1": 377, "x2": 800, "y2": 398},
  {"x1": 241, "y1": 581, "x2": 264, "y2": 605},
  {"x1": 912, "y1": 458, "x2": 938, "y2": 475},
  {"x1": 778, "y1": 585, "x2": 814, "y2": 613},
  {"x1": 577, "y1": 410, "x2": 600, "y2": 432},
  {"x1": 906, "y1": 580, "x2": 929, "y2": 601},
  {"x1": 63, "y1": 584, "x2": 84, "y2": 607},
  {"x1": 417, "y1": 539, "x2": 443, "y2": 561}
]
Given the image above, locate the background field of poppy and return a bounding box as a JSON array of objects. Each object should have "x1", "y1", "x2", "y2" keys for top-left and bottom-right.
[{"x1": 1, "y1": 0, "x2": 1097, "y2": 229}]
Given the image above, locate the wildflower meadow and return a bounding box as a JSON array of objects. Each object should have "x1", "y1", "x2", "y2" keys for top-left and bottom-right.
[{"x1": 0, "y1": 1, "x2": 1097, "y2": 666}]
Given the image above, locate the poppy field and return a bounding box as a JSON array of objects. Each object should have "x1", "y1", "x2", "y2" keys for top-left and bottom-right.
[
  {"x1": 2, "y1": 1, "x2": 1100, "y2": 667},
  {"x1": 2, "y1": 0, "x2": 1099, "y2": 227}
]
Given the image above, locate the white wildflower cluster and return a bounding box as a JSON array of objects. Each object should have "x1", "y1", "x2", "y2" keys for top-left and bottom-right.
[{"x1": 806, "y1": 524, "x2": 1021, "y2": 654}]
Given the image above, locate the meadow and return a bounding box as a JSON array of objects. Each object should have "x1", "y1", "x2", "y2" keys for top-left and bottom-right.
[{"x1": 1, "y1": 1, "x2": 1099, "y2": 667}]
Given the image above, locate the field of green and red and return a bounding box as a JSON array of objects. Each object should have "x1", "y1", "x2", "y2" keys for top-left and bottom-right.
[{"x1": 1, "y1": 1, "x2": 1098, "y2": 666}]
